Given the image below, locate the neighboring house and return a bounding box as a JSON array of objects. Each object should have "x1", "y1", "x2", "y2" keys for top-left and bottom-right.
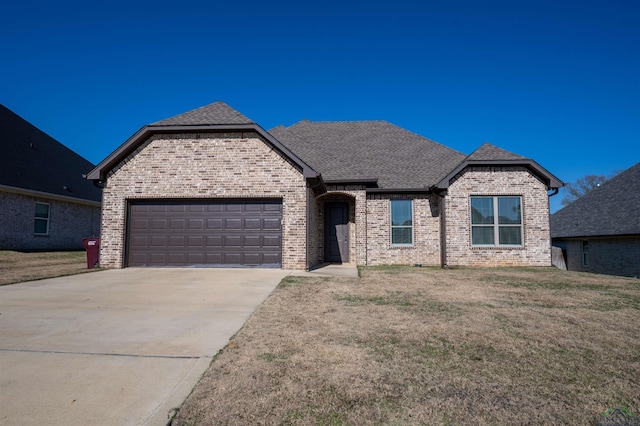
[
  {"x1": 551, "y1": 162, "x2": 640, "y2": 277},
  {"x1": 0, "y1": 105, "x2": 101, "y2": 250},
  {"x1": 87, "y1": 101, "x2": 562, "y2": 269}
]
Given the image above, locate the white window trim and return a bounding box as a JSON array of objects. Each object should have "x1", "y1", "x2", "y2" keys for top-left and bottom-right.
[
  {"x1": 390, "y1": 199, "x2": 414, "y2": 246},
  {"x1": 470, "y1": 196, "x2": 523, "y2": 247},
  {"x1": 34, "y1": 202, "x2": 50, "y2": 235}
]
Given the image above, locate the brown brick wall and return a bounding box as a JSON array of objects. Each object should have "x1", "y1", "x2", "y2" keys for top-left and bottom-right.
[
  {"x1": 444, "y1": 166, "x2": 551, "y2": 266},
  {"x1": 365, "y1": 193, "x2": 442, "y2": 266},
  {"x1": 0, "y1": 190, "x2": 100, "y2": 250},
  {"x1": 100, "y1": 132, "x2": 308, "y2": 269},
  {"x1": 554, "y1": 237, "x2": 640, "y2": 277}
]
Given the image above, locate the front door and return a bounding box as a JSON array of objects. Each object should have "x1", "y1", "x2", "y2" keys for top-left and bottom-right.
[{"x1": 325, "y1": 203, "x2": 349, "y2": 263}]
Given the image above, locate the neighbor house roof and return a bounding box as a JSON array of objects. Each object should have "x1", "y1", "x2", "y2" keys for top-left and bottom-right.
[
  {"x1": 551, "y1": 162, "x2": 640, "y2": 238},
  {"x1": 87, "y1": 101, "x2": 318, "y2": 181},
  {"x1": 0, "y1": 104, "x2": 101, "y2": 204},
  {"x1": 435, "y1": 143, "x2": 563, "y2": 190},
  {"x1": 269, "y1": 120, "x2": 467, "y2": 190}
]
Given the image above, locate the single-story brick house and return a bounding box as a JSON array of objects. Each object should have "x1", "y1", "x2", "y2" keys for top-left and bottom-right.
[
  {"x1": 87, "y1": 101, "x2": 563, "y2": 270},
  {"x1": 551, "y1": 162, "x2": 640, "y2": 277},
  {"x1": 0, "y1": 105, "x2": 101, "y2": 250}
]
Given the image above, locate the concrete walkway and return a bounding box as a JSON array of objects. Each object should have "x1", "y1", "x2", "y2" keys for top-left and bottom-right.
[
  {"x1": 290, "y1": 263, "x2": 359, "y2": 278},
  {"x1": 0, "y1": 268, "x2": 288, "y2": 426}
]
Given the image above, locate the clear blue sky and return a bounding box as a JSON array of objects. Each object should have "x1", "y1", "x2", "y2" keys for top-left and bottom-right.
[{"x1": 2, "y1": 0, "x2": 638, "y2": 212}]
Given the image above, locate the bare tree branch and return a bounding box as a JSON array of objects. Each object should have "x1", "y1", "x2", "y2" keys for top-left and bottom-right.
[{"x1": 561, "y1": 173, "x2": 613, "y2": 206}]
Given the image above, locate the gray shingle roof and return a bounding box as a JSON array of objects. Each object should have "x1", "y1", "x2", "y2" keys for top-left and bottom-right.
[
  {"x1": 466, "y1": 143, "x2": 526, "y2": 161},
  {"x1": 0, "y1": 105, "x2": 101, "y2": 202},
  {"x1": 269, "y1": 120, "x2": 466, "y2": 189},
  {"x1": 152, "y1": 101, "x2": 254, "y2": 126},
  {"x1": 551, "y1": 162, "x2": 640, "y2": 238}
]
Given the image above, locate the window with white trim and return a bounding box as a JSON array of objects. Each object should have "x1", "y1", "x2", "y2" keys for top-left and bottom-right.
[
  {"x1": 34, "y1": 202, "x2": 50, "y2": 235},
  {"x1": 391, "y1": 199, "x2": 413, "y2": 245},
  {"x1": 470, "y1": 196, "x2": 522, "y2": 246}
]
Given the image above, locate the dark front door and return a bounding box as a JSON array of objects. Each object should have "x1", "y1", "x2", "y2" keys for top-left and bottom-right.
[{"x1": 324, "y1": 203, "x2": 349, "y2": 263}]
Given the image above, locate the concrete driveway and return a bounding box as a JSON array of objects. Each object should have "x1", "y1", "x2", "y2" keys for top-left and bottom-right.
[{"x1": 0, "y1": 268, "x2": 289, "y2": 425}]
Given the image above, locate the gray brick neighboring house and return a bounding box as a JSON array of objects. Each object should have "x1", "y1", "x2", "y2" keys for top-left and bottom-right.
[
  {"x1": 551, "y1": 162, "x2": 640, "y2": 277},
  {"x1": 0, "y1": 105, "x2": 101, "y2": 250},
  {"x1": 87, "y1": 101, "x2": 563, "y2": 270}
]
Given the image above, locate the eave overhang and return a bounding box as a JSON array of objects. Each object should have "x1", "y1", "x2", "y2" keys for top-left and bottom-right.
[
  {"x1": 324, "y1": 178, "x2": 379, "y2": 188},
  {"x1": 86, "y1": 123, "x2": 320, "y2": 182},
  {"x1": 433, "y1": 159, "x2": 564, "y2": 191},
  {"x1": 366, "y1": 187, "x2": 432, "y2": 194},
  {"x1": 0, "y1": 184, "x2": 101, "y2": 207}
]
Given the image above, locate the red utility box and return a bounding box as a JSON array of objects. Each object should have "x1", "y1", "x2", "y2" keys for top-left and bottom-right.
[{"x1": 82, "y1": 238, "x2": 100, "y2": 269}]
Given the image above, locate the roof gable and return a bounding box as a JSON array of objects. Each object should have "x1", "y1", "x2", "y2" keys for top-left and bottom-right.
[
  {"x1": 435, "y1": 143, "x2": 563, "y2": 190},
  {"x1": 270, "y1": 120, "x2": 466, "y2": 189},
  {"x1": 551, "y1": 162, "x2": 640, "y2": 238},
  {"x1": 0, "y1": 105, "x2": 101, "y2": 203},
  {"x1": 87, "y1": 102, "x2": 318, "y2": 181},
  {"x1": 466, "y1": 143, "x2": 526, "y2": 161},
  {"x1": 152, "y1": 101, "x2": 254, "y2": 126}
]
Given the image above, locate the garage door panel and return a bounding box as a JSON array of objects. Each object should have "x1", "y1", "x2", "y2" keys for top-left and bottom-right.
[
  {"x1": 225, "y1": 204, "x2": 243, "y2": 212},
  {"x1": 243, "y1": 253, "x2": 261, "y2": 265},
  {"x1": 244, "y1": 218, "x2": 261, "y2": 230},
  {"x1": 264, "y1": 203, "x2": 282, "y2": 212},
  {"x1": 170, "y1": 219, "x2": 186, "y2": 230},
  {"x1": 188, "y1": 219, "x2": 204, "y2": 230},
  {"x1": 168, "y1": 253, "x2": 185, "y2": 264},
  {"x1": 263, "y1": 235, "x2": 281, "y2": 247},
  {"x1": 150, "y1": 236, "x2": 166, "y2": 246},
  {"x1": 206, "y1": 236, "x2": 223, "y2": 248},
  {"x1": 132, "y1": 219, "x2": 150, "y2": 230},
  {"x1": 207, "y1": 219, "x2": 223, "y2": 230},
  {"x1": 128, "y1": 199, "x2": 282, "y2": 267},
  {"x1": 169, "y1": 236, "x2": 185, "y2": 246},
  {"x1": 131, "y1": 236, "x2": 149, "y2": 247},
  {"x1": 187, "y1": 236, "x2": 204, "y2": 247},
  {"x1": 244, "y1": 236, "x2": 261, "y2": 247},
  {"x1": 223, "y1": 253, "x2": 241, "y2": 264},
  {"x1": 224, "y1": 235, "x2": 242, "y2": 248},
  {"x1": 151, "y1": 219, "x2": 167, "y2": 229},
  {"x1": 224, "y1": 218, "x2": 242, "y2": 230},
  {"x1": 262, "y1": 252, "x2": 280, "y2": 264},
  {"x1": 263, "y1": 218, "x2": 280, "y2": 230}
]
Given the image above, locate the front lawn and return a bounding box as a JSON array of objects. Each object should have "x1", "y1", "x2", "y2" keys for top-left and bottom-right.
[
  {"x1": 172, "y1": 266, "x2": 639, "y2": 425},
  {"x1": 0, "y1": 250, "x2": 96, "y2": 285}
]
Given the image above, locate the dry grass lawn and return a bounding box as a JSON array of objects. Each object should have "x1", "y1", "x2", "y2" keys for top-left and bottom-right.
[
  {"x1": 172, "y1": 266, "x2": 639, "y2": 426},
  {"x1": 0, "y1": 250, "x2": 97, "y2": 285}
]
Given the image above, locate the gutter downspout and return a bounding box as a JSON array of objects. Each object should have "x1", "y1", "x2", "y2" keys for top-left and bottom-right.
[{"x1": 438, "y1": 191, "x2": 448, "y2": 268}]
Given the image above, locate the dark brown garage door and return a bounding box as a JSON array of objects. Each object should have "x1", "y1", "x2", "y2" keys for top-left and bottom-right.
[{"x1": 127, "y1": 199, "x2": 282, "y2": 267}]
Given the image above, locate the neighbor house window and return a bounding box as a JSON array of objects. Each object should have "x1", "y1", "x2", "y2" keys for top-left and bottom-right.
[
  {"x1": 470, "y1": 196, "x2": 522, "y2": 246},
  {"x1": 34, "y1": 202, "x2": 50, "y2": 235},
  {"x1": 581, "y1": 240, "x2": 589, "y2": 266},
  {"x1": 391, "y1": 199, "x2": 413, "y2": 245}
]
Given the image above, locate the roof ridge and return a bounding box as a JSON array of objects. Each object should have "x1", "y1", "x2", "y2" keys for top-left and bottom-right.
[
  {"x1": 287, "y1": 119, "x2": 391, "y2": 128},
  {"x1": 152, "y1": 101, "x2": 255, "y2": 126}
]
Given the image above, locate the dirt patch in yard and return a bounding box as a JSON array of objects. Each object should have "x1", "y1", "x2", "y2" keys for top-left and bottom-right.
[
  {"x1": 0, "y1": 250, "x2": 97, "y2": 285},
  {"x1": 172, "y1": 266, "x2": 640, "y2": 425}
]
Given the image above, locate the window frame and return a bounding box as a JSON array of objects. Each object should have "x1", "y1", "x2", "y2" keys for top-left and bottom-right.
[
  {"x1": 581, "y1": 240, "x2": 589, "y2": 266},
  {"x1": 34, "y1": 202, "x2": 51, "y2": 235},
  {"x1": 470, "y1": 196, "x2": 523, "y2": 247},
  {"x1": 390, "y1": 199, "x2": 413, "y2": 246}
]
